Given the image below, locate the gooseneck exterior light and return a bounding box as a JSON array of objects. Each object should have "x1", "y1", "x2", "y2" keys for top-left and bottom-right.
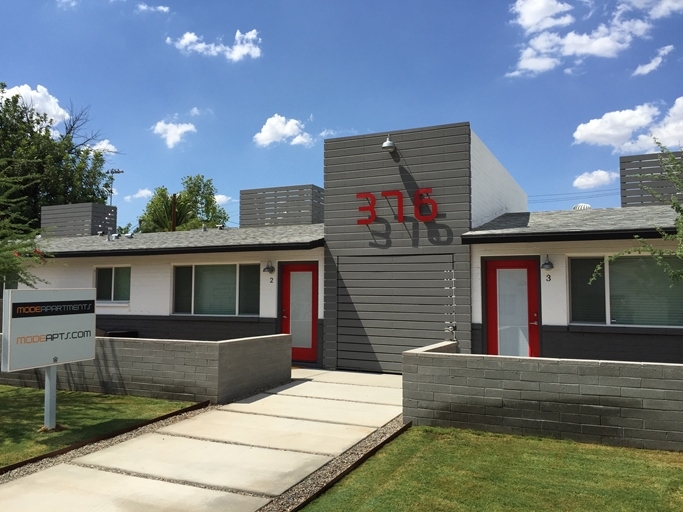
[{"x1": 381, "y1": 135, "x2": 396, "y2": 153}]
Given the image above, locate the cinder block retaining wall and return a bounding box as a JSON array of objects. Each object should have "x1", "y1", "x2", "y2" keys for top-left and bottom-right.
[
  {"x1": 0, "y1": 334, "x2": 291, "y2": 404},
  {"x1": 403, "y1": 341, "x2": 683, "y2": 451}
]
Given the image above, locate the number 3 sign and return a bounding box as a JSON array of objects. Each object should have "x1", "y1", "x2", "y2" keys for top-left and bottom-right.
[{"x1": 356, "y1": 188, "x2": 438, "y2": 225}]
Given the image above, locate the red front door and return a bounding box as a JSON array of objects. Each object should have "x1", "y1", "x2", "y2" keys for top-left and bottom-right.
[
  {"x1": 485, "y1": 259, "x2": 540, "y2": 357},
  {"x1": 281, "y1": 263, "x2": 318, "y2": 362}
]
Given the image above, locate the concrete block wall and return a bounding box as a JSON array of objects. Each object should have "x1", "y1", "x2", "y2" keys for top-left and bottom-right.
[
  {"x1": 0, "y1": 334, "x2": 291, "y2": 404},
  {"x1": 404, "y1": 342, "x2": 683, "y2": 451}
]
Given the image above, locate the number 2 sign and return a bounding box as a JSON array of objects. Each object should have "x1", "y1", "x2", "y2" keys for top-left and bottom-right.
[{"x1": 357, "y1": 188, "x2": 438, "y2": 225}]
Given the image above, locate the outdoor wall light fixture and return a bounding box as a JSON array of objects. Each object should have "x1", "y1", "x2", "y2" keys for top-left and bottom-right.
[
  {"x1": 381, "y1": 135, "x2": 396, "y2": 153},
  {"x1": 263, "y1": 261, "x2": 276, "y2": 274},
  {"x1": 541, "y1": 255, "x2": 554, "y2": 271}
]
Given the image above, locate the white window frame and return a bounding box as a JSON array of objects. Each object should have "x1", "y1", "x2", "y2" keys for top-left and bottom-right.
[
  {"x1": 569, "y1": 255, "x2": 683, "y2": 328},
  {"x1": 94, "y1": 266, "x2": 131, "y2": 303},
  {"x1": 172, "y1": 263, "x2": 260, "y2": 317}
]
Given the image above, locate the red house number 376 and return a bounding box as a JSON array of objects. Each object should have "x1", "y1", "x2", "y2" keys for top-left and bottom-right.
[{"x1": 356, "y1": 188, "x2": 438, "y2": 225}]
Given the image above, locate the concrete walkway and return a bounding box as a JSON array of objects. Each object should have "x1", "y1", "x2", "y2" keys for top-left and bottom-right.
[{"x1": 0, "y1": 369, "x2": 402, "y2": 511}]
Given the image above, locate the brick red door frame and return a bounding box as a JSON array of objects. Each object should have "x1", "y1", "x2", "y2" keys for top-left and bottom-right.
[
  {"x1": 281, "y1": 263, "x2": 318, "y2": 362},
  {"x1": 484, "y1": 258, "x2": 540, "y2": 357}
]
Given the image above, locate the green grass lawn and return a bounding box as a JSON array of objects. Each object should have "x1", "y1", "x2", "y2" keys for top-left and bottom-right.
[
  {"x1": 303, "y1": 426, "x2": 683, "y2": 512},
  {"x1": 0, "y1": 385, "x2": 191, "y2": 468}
]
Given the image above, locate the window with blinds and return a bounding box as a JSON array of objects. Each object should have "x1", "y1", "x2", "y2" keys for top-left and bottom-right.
[
  {"x1": 570, "y1": 256, "x2": 683, "y2": 327},
  {"x1": 173, "y1": 264, "x2": 260, "y2": 316},
  {"x1": 609, "y1": 257, "x2": 683, "y2": 326}
]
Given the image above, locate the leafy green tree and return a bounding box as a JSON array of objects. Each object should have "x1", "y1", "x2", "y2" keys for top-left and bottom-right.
[
  {"x1": 0, "y1": 82, "x2": 110, "y2": 228},
  {"x1": 137, "y1": 187, "x2": 195, "y2": 233},
  {"x1": 137, "y1": 175, "x2": 229, "y2": 232},
  {"x1": 0, "y1": 166, "x2": 47, "y2": 287},
  {"x1": 593, "y1": 141, "x2": 683, "y2": 283}
]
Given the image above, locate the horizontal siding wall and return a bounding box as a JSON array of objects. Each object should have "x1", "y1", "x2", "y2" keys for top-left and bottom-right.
[
  {"x1": 240, "y1": 185, "x2": 324, "y2": 227},
  {"x1": 41, "y1": 203, "x2": 116, "y2": 237},
  {"x1": 324, "y1": 123, "x2": 473, "y2": 371},
  {"x1": 336, "y1": 254, "x2": 456, "y2": 373},
  {"x1": 620, "y1": 152, "x2": 683, "y2": 207}
]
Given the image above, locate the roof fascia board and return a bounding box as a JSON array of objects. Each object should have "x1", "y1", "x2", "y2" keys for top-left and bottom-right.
[
  {"x1": 50, "y1": 239, "x2": 325, "y2": 258},
  {"x1": 461, "y1": 229, "x2": 675, "y2": 245}
]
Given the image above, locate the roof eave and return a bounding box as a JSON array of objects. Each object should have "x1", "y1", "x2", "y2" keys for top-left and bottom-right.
[
  {"x1": 461, "y1": 229, "x2": 675, "y2": 245},
  {"x1": 49, "y1": 238, "x2": 326, "y2": 258}
]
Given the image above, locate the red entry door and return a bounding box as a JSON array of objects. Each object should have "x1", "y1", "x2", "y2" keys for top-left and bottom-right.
[
  {"x1": 485, "y1": 259, "x2": 540, "y2": 357},
  {"x1": 281, "y1": 263, "x2": 318, "y2": 362}
]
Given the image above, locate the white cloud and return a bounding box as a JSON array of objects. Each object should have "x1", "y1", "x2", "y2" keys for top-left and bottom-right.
[
  {"x1": 573, "y1": 103, "x2": 659, "y2": 148},
  {"x1": 190, "y1": 107, "x2": 201, "y2": 116},
  {"x1": 214, "y1": 194, "x2": 232, "y2": 205},
  {"x1": 511, "y1": 0, "x2": 575, "y2": 34},
  {"x1": 644, "y1": 0, "x2": 683, "y2": 19},
  {"x1": 573, "y1": 96, "x2": 683, "y2": 153},
  {"x1": 124, "y1": 188, "x2": 153, "y2": 202},
  {"x1": 166, "y1": 29, "x2": 261, "y2": 62},
  {"x1": 573, "y1": 170, "x2": 620, "y2": 189},
  {"x1": 152, "y1": 120, "x2": 196, "y2": 148},
  {"x1": 2, "y1": 84, "x2": 69, "y2": 124},
  {"x1": 507, "y1": 1, "x2": 682, "y2": 77},
  {"x1": 135, "y1": 3, "x2": 169, "y2": 13},
  {"x1": 92, "y1": 139, "x2": 118, "y2": 154},
  {"x1": 632, "y1": 44, "x2": 674, "y2": 75},
  {"x1": 56, "y1": 0, "x2": 78, "y2": 8},
  {"x1": 253, "y1": 114, "x2": 313, "y2": 147}
]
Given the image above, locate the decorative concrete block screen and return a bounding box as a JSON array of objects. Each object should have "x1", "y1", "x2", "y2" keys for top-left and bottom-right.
[
  {"x1": 0, "y1": 334, "x2": 291, "y2": 404},
  {"x1": 404, "y1": 342, "x2": 683, "y2": 451}
]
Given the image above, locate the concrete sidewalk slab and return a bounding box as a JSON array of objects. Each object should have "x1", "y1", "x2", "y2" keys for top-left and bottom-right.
[
  {"x1": 302, "y1": 370, "x2": 403, "y2": 389},
  {"x1": 270, "y1": 380, "x2": 402, "y2": 406},
  {"x1": 73, "y1": 433, "x2": 331, "y2": 497},
  {"x1": 0, "y1": 464, "x2": 269, "y2": 512},
  {"x1": 221, "y1": 393, "x2": 401, "y2": 427},
  {"x1": 158, "y1": 410, "x2": 375, "y2": 456},
  {"x1": 291, "y1": 368, "x2": 328, "y2": 379}
]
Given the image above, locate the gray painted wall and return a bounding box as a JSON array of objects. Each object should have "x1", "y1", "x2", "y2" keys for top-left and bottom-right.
[
  {"x1": 404, "y1": 342, "x2": 683, "y2": 451},
  {"x1": 471, "y1": 323, "x2": 683, "y2": 365},
  {"x1": 324, "y1": 123, "x2": 473, "y2": 372},
  {"x1": 0, "y1": 334, "x2": 291, "y2": 404}
]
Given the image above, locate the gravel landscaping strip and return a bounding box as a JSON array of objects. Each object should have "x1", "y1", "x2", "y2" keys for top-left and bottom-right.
[{"x1": 260, "y1": 416, "x2": 406, "y2": 512}]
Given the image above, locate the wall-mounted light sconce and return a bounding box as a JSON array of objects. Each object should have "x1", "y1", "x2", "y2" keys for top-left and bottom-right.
[
  {"x1": 541, "y1": 255, "x2": 554, "y2": 271},
  {"x1": 381, "y1": 135, "x2": 396, "y2": 153},
  {"x1": 263, "y1": 261, "x2": 275, "y2": 274}
]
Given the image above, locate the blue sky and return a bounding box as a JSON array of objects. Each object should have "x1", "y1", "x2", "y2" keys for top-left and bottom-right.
[{"x1": 1, "y1": 0, "x2": 682, "y2": 227}]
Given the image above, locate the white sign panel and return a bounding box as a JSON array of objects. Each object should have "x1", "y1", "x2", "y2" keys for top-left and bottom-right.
[{"x1": 1, "y1": 289, "x2": 96, "y2": 372}]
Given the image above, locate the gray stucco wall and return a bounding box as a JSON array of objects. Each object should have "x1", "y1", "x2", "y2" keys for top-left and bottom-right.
[
  {"x1": 1, "y1": 334, "x2": 291, "y2": 404},
  {"x1": 404, "y1": 342, "x2": 683, "y2": 451},
  {"x1": 323, "y1": 123, "x2": 473, "y2": 373}
]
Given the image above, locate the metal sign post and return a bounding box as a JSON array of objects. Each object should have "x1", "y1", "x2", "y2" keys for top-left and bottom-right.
[{"x1": 44, "y1": 366, "x2": 57, "y2": 430}]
